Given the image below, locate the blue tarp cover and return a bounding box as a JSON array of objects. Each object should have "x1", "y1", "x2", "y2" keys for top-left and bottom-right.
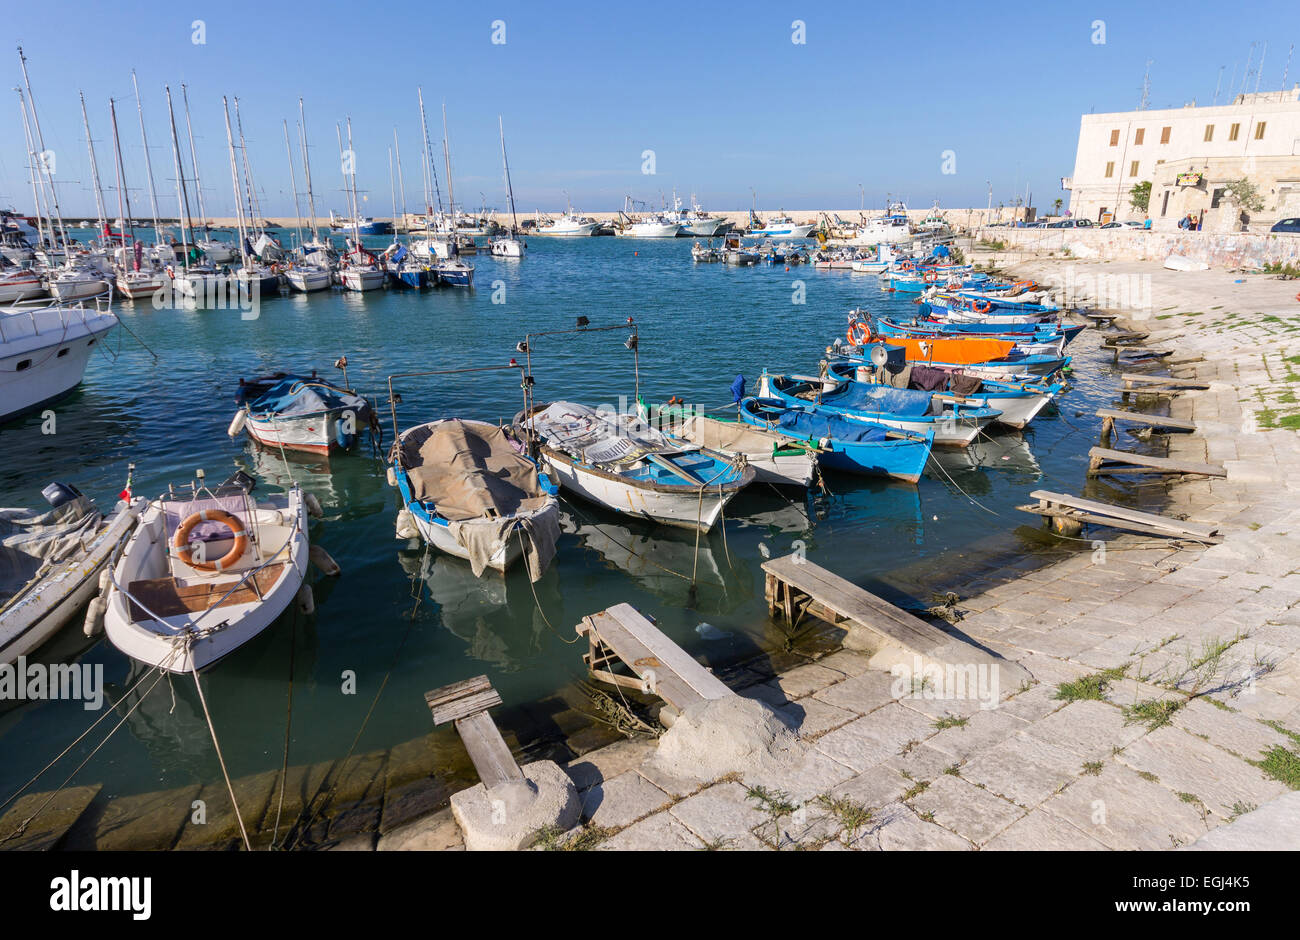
[
  {"x1": 761, "y1": 404, "x2": 887, "y2": 444},
  {"x1": 245, "y1": 376, "x2": 370, "y2": 417},
  {"x1": 824, "y1": 381, "x2": 934, "y2": 417}
]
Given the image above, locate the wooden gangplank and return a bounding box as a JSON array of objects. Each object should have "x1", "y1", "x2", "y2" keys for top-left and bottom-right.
[
  {"x1": 577, "y1": 603, "x2": 733, "y2": 714},
  {"x1": 1017, "y1": 489, "x2": 1222, "y2": 542},
  {"x1": 1097, "y1": 408, "x2": 1198, "y2": 446},
  {"x1": 1087, "y1": 446, "x2": 1225, "y2": 478},
  {"x1": 760, "y1": 554, "x2": 1025, "y2": 686},
  {"x1": 426, "y1": 675, "x2": 524, "y2": 791}
]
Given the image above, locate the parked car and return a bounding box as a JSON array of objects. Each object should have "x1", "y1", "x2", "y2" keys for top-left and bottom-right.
[
  {"x1": 1046, "y1": 219, "x2": 1094, "y2": 229},
  {"x1": 1270, "y1": 218, "x2": 1300, "y2": 234},
  {"x1": 1100, "y1": 220, "x2": 1145, "y2": 229}
]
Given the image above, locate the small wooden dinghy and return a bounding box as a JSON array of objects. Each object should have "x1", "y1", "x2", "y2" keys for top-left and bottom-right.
[
  {"x1": 103, "y1": 473, "x2": 309, "y2": 673},
  {"x1": 389, "y1": 418, "x2": 561, "y2": 579},
  {"x1": 1, "y1": 483, "x2": 145, "y2": 665},
  {"x1": 230, "y1": 370, "x2": 376, "y2": 456},
  {"x1": 517, "y1": 401, "x2": 754, "y2": 531}
]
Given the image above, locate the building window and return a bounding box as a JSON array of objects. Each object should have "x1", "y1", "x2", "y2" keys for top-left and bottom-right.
[
  {"x1": 1134, "y1": 128, "x2": 1145, "y2": 145},
  {"x1": 1204, "y1": 124, "x2": 1214, "y2": 142},
  {"x1": 1255, "y1": 121, "x2": 1267, "y2": 140},
  {"x1": 1130, "y1": 161, "x2": 1140, "y2": 177},
  {"x1": 1211, "y1": 188, "x2": 1225, "y2": 208},
  {"x1": 1229, "y1": 123, "x2": 1241, "y2": 141},
  {"x1": 1160, "y1": 126, "x2": 1171, "y2": 144},
  {"x1": 1104, "y1": 162, "x2": 1115, "y2": 178},
  {"x1": 1109, "y1": 129, "x2": 1120, "y2": 146},
  {"x1": 1161, "y1": 190, "x2": 1171, "y2": 216}
]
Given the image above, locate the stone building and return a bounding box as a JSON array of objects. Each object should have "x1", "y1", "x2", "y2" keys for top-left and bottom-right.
[{"x1": 1064, "y1": 88, "x2": 1300, "y2": 231}]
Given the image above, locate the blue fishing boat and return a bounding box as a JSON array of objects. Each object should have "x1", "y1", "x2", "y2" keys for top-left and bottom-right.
[
  {"x1": 757, "y1": 369, "x2": 1001, "y2": 447},
  {"x1": 736, "y1": 397, "x2": 932, "y2": 482},
  {"x1": 825, "y1": 361, "x2": 1060, "y2": 430},
  {"x1": 876, "y1": 317, "x2": 1086, "y2": 347}
]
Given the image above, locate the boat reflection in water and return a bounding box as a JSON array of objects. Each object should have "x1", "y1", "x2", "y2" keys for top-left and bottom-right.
[
  {"x1": 397, "y1": 548, "x2": 562, "y2": 672},
  {"x1": 928, "y1": 430, "x2": 1042, "y2": 490},
  {"x1": 236, "y1": 440, "x2": 389, "y2": 522}
]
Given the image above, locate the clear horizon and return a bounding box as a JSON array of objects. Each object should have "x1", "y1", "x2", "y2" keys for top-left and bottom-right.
[{"x1": 2, "y1": 0, "x2": 1296, "y2": 220}]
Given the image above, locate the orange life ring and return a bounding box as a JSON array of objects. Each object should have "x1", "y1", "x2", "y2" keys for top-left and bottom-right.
[
  {"x1": 173, "y1": 509, "x2": 248, "y2": 572},
  {"x1": 847, "y1": 319, "x2": 872, "y2": 345},
  {"x1": 923, "y1": 271, "x2": 939, "y2": 283},
  {"x1": 973, "y1": 299, "x2": 993, "y2": 314}
]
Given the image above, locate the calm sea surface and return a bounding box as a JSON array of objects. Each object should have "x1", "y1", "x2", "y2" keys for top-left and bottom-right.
[{"x1": 0, "y1": 233, "x2": 1130, "y2": 809}]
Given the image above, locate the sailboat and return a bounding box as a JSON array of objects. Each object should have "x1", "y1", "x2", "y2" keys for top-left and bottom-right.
[
  {"x1": 335, "y1": 118, "x2": 386, "y2": 291},
  {"x1": 281, "y1": 117, "x2": 331, "y2": 292},
  {"x1": 181, "y1": 84, "x2": 235, "y2": 264},
  {"x1": 105, "y1": 97, "x2": 167, "y2": 301},
  {"x1": 488, "y1": 116, "x2": 525, "y2": 258},
  {"x1": 428, "y1": 104, "x2": 474, "y2": 287}
]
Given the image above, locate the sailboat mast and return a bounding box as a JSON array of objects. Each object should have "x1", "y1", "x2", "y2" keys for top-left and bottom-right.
[
  {"x1": 108, "y1": 98, "x2": 138, "y2": 248},
  {"x1": 393, "y1": 127, "x2": 408, "y2": 234},
  {"x1": 164, "y1": 85, "x2": 196, "y2": 273},
  {"x1": 283, "y1": 119, "x2": 305, "y2": 250},
  {"x1": 15, "y1": 90, "x2": 49, "y2": 252},
  {"x1": 79, "y1": 92, "x2": 108, "y2": 233},
  {"x1": 388, "y1": 146, "x2": 397, "y2": 239},
  {"x1": 17, "y1": 48, "x2": 70, "y2": 255},
  {"x1": 417, "y1": 88, "x2": 444, "y2": 221},
  {"x1": 222, "y1": 96, "x2": 250, "y2": 268},
  {"x1": 345, "y1": 117, "x2": 362, "y2": 246},
  {"x1": 233, "y1": 99, "x2": 262, "y2": 236},
  {"x1": 130, "y1": 70, "x2": 164, "y2": 247},
  {"x1": 181, "y1": 84, "x2": 209, "y2": 232},
  {"x1": 441, "y1": 101, "x2": 455, "y2": 226},
  {"x1": 298, "y1": 98, "x2": 320, "y2": 242},
  {"x1": 499, "y1": 115, "x2": 518, "y2": 234}
]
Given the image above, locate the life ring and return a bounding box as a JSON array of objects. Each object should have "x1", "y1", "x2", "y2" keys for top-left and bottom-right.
[
  {"x1": 923, "y1": 271, "x2": 939, "y2": 283},
  {"x1": 847, "y1": 319, "x2": 872, "y2": 345},
  {"x1": 972, "y1": 299, "x2": 993, "y2": 314},
  {"x1": 173, "y1": 509, "x2": 248, "y2": 572}
]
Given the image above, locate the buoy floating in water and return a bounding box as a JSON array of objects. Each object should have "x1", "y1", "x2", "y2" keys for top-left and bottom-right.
[
  {"x1": 227, "y1": 409, "x2": 247, "y2": 438},
  {"x1": 304, "y1": 492, "x2": 324, "y2": 519},
  {"x1": 296, "y1": 582, "x2": 315, "y2": 615}
]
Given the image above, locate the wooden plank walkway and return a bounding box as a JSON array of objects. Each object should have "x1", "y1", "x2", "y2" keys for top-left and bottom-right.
[
  {"x1": 425, "y1": 675, "x2": 524, "y2": 791},
  {"x1": 1087, "y1": 446, "x2": 1226, "y2": 478},
  {"x1": 1017, "y1": 489, "x2": 1222, "y2": 541},
  {"x1": 577, "y1": 603, "x2": 732, "y2": 714},
  {"x1": 1096, "y1": 408, "x2": 1199, "y2": 432}
]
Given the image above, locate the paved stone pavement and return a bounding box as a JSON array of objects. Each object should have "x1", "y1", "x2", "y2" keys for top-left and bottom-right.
[{"x1": 379, "y1": 261, "x2": 1300, "y2": 851}]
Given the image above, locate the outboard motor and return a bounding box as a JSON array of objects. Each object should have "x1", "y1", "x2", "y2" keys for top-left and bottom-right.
[{"x1": 41, "y1": 481, "x2": 84, "y2": 509}]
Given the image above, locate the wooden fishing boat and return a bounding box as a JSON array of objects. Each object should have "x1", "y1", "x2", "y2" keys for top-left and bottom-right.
[
  {"x1": 758, "y1": 369, "x2": 1001, "y2": 447},
  {"x1": 103, "y1": 473, "x2": 310, "y2": 673},
  {"x1": 517, "y1": 400, "x2": 754, "y2": 531},
  {"x1": 229, "y1": 370, "x2": 375, "y2": 456},
  {"x1": 846, "y1": 315, "x2": 1014, "y2": 364},
  {"x1": 736, "y1": 397, "x2": 932, "y2": 483},
  {"x1": 389, "y1": 418, "x2": 560, "y2": 579},
  {"x1": 662, "y1": 411, "x2": 819, "y2": 487}
]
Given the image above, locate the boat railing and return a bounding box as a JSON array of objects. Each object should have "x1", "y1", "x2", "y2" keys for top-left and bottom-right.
[{"x1": 0, "y1": 287, "x2": 114, "y2": 343}]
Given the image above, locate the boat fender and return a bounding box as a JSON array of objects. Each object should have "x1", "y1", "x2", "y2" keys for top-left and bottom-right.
[
  {"x1": 83, "y1": 596, "x2": 107, "y2": 637},
  {"x1": 227, "y1": 409, "x2": 248, "y2": 437},
  {"x1": 296, "y1": 582, "x2": 315, "y2": 615},
  {"x1": 395, "y1": 509, "x2": 419, "y2": 540},
  {"x1": 304, "y1": 492, "x2": 324, "y2": 519},
  {"x1": 336, "y1": 421, "x2": 354, "y2": 451},
  {"x1": 308, "y1": 543, "x2": 341, "y2": 577},
  {"x1": 386, "y1": 466, "x2": 398, "y2": 487}
]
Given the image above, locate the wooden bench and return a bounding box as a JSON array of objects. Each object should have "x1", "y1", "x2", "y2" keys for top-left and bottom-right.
[
  {"x1": 1017, "y1": 489, "x2": 1222, "y2": 541},
  {"x1": 577, "y1": 603, "x2": 733, "y2": 718},
  {"x1": 425, "y1": 675, "x2": 524, "y2": 791},
  {"x1": 1087, "y1": 446, "x2": 1226, "y2": 478}
]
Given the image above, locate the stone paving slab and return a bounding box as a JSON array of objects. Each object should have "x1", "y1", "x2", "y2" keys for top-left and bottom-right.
[
  {"x1": 1115, "y1": 725, "x2": 1287, "y2": 820},
  {"x1": 960, "y1": 732, "x2": 1083, "y2": 809},
  {"x1": 580, "y1": 771, "x2": 672, "y2": 830},
  {"x1": 983, "y1": 808, "x2": 1109, "y2": 850},
  {"x1": 596, "y1": 811, "x2": 703, "y2": 851},
  {"x1": 908, "y1": 773, "x2": 1025, "y2": 846},
  {"x1": 853, "y1": 801, "x2": 974, "y2": 851},
  {"x1": 668, "y1": 782, "x2": 768, "y2": 847},
  {"x1": 813, "y1": 703, "x2": 939, "y2": 773}
]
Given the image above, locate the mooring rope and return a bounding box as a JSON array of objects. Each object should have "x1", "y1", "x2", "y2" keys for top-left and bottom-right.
[{"x1": 189, "y1": 654, "x2": 252, "y2": 851}]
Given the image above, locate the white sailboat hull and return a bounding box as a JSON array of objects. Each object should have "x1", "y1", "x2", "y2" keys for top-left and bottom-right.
[{"x1": 341, "y1": 269, "x2": 386, "y2": 291}]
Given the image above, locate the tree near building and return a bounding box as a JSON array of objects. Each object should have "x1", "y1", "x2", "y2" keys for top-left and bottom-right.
[
  {"x1": 1053, "y1": 198, "x2": 1063, "y2": 216},
  {"x1": 1128, "y1": 181, "x2": 1151, "y2": 212},
  {"x1": 1222, "y1": 178, "x2": 1265, "y2": 213}
]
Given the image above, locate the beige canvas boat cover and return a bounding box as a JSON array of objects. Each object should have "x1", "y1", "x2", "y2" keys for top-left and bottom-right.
[
  {"x1": 400, "y1": 421, "x2": 550, "y2": 522},
  {"x1": 679, "y1": 415, "x2": 794, "y2": 458}
]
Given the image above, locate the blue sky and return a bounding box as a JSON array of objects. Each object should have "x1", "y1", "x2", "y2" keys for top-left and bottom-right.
[{"x1": 2, "y1": 0, "x2": 1296, "y2": 217}]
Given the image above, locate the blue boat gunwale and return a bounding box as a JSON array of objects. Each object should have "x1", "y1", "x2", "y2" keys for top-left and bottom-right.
[{"x1": 763, "y1": 370, "x2": 1002, "y2": 423}]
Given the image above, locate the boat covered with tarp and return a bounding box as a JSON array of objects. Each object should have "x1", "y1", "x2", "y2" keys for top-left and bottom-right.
[
  {"x1": 390, "y1": 418, "x2": 560, "y2": 580},
  {"x1": 231, "y1": 372, "x2": 376, "y2": 456}
]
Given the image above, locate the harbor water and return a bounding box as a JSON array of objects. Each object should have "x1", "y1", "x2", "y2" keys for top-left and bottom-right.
[{"x1": 0, "y1": 235, "x2": 1130, "y2": 832}]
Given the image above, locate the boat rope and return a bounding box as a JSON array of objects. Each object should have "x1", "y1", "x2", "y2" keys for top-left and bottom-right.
[
  {"x1": 108, "y1": 312, "x2": 159, "y2": 360},
  {"x1": 270, "y1": 604, "x2": 300, "y2": 849},
  {"x1": 924, "y1": 450, "x2": 1002, "y2": 516},
  {"x1": 188, "y1": 652, "x2": 252, "y2": 851},
  {"x1": 0, "y1": 644, "x2": 182, "y2": 845},
  {"x1": 515, "y1": 527, "x2": 578, "y2": 645},
  {"x1": 285, "y1": 600, "x2": 421, "y2": 850}
]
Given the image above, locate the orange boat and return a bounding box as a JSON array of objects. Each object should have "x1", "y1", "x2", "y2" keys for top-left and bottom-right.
[{"x1": 847, "y1": 319, "x2": 1014, "y2": 365}]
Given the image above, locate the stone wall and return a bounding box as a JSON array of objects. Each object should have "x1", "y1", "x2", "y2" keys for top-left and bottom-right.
[{"x1": 973, "y1": 228, "x2": 1300, "y2": 269}]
